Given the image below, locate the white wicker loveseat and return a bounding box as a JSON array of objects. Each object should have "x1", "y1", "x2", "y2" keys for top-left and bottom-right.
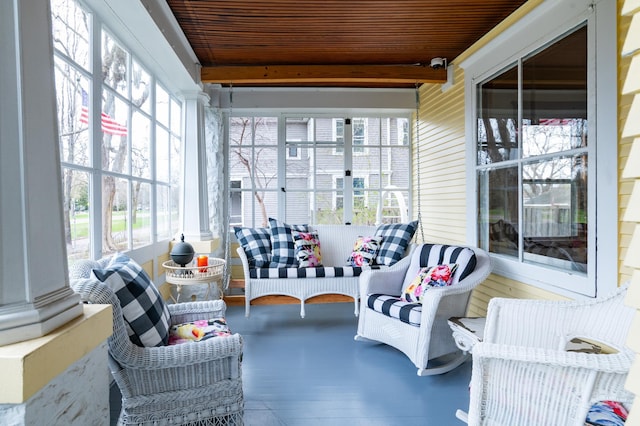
[
  {"x1": 355, "y1": 243, "x2": 492, "y2": 376},
  {"x1": 457, "y1": 283, "x2": 635, "y2": 426},
  {"x1": 70, "y1": 255, "x2": 244, "y2": 426},
  {"x1": 237, "y1": 221, "x2": 416, "y2": 318}
]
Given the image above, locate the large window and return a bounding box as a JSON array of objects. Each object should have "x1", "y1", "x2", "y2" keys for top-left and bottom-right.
[
  {"x1": 477, "y1": 26, "x2": 588, "y2": 273},
  {"x1": 228, "y1": 115, "x2": 411, "y2": 227},
  {"x1": 465, "y1": 0, "x2": 616, "y2": 297},
  {"x1": 52, "y1": 0, "x2": 181, "y2": 263}
]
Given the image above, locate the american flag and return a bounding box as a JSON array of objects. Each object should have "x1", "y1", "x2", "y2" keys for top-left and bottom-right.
[{"x1": 80, "y1": 89, "x2": 128, "y2": 136}]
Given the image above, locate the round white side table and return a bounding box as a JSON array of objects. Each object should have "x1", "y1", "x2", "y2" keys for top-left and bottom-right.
[{"x1": 163, "y1": 258, "x2": 225, "y2": 303}]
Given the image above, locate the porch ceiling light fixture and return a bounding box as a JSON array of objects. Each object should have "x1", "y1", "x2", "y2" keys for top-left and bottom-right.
[{"x1": 429, "y1": 57, "x2": 447, "y2": 70}]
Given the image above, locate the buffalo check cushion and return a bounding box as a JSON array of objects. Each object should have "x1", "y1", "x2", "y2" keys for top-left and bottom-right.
[
  {"x1": 92, "y1": 253, "x2": 171, "y2": 347},
  {"x1": 234, "y1": 226, "x2": 272, "y2": 267},
  {"x1": 269, "y1": 218, "x2": 308, "y2": 267},
  {"x1": 374, "y1": 220, "x2": 418, "y2": 266}
]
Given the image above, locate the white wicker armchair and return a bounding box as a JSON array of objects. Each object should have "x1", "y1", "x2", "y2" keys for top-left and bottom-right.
[
  {"x1": 70, "y1": 260, "x2": 244, "y2": 426},
  {"x1": 457, "y1": 283, "x2": 635, "y2": 426},
  {"x1": 355, "y1": 243, "x2": 492, "y2": 376}
]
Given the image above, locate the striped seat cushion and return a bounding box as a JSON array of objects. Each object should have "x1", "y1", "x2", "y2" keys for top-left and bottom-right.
[
  {"x1": 249, "y1": 265, "x2": 381, "y2": 279},
  {"x1": 367, "y1": 294, "x2": 422, "y2": 326}
]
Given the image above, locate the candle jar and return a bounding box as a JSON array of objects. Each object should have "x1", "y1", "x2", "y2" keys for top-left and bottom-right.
[{"x1": 197, "y1": 255, "x2": 209, "y2": 272}]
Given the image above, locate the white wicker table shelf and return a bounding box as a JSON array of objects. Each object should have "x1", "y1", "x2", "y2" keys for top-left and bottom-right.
[
  {"x1": 447, "y1": 316, "x2": 486, "y2": 354},
  {"x1": 163, "y1": 258, "x2": 225, "y2": 302}
]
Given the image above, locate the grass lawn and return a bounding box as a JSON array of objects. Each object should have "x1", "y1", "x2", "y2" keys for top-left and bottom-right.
[{"x1": 69, "y1": 211, "x2": 150, "y2": 239}]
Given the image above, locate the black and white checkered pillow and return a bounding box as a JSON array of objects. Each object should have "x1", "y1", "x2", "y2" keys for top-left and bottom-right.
[
  {"x1": 269, "y1": 218, "x2": 308, "y2": 267},
  {"x1": 375, "y1": 220, "x2": 418, "y2": 266},
  {"x1": 234, "y1": 226, "x2": 272, "y2": 267},
  {"x1": 93, "y1": 253, "x2": 171, "y2": 347}
]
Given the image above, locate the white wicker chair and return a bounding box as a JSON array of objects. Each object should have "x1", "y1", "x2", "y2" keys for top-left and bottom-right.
[
  {"x1": 457, "y1": 283, "x2": 635, "y2": 426},
  {"x1": 354, "y1": 243, "x2": 492, "y2": 376},
  {"x1": 70, "y1": 259, "x2": 244, "y2": 426}
]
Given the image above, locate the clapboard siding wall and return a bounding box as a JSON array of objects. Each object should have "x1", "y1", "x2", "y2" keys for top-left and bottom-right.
[
  {"x1": 415, "y1": 66, "x2": 467, "y2": 246},
  {"x1": 619, "y1": 0, "x2": 636, "y2": 285},
  {"x1": 620, "y1": 0, "x2": 640, "y2": 421}
]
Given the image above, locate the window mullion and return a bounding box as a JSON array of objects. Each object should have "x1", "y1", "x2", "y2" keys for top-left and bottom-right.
[
  {"x1": 343, "y1": 118, "x2": 353, "y2": 224},
  {"x1": 91, "y1": 16, "x2": 103, "y2": 259},
  {"x1": 517, "y1": 57, "x2": 524, "y2": 264},
  {"x1": 277, "y1": 116, "x2": 286, "y2": 220}
]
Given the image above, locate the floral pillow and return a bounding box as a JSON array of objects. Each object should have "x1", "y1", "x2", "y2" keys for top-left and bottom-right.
[
  {"x1": 401, "y1": 263, "x2": 458, "y2": 303},
  {"x1": 347, "y1": 236, "x2": 383, "y2": 267},
  {"x1": 293, "y1": 231, "x2": 323, "y2": 267},
  {"x1": 585, "y1": 400, "x2": 628, "y2": 426},
  {"x1": 168, "y1": 318, "x2": 231, "y2": 345}
]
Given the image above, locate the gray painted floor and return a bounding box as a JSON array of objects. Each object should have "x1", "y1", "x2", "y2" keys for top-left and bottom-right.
[{"x1": 111, "y1": 301, "x2": 471, "y2": 425}]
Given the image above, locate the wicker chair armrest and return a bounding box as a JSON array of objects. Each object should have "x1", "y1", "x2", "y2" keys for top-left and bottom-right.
[
  {"x1": 473, "y1": 342, "x2": 634, "y2": 374},
  {"x1": 359, "y1": 264, "x2": 409, "y2": 297},
  {"x1": 168, "y1": 299, "x2": 227, "y2": 324},
  {"x1": 113, "y1": 332, "x2": 244, "y2": 370},
  {"x1": 419, "y1": 250, "x2": 491, "y2": 327},
  {"x1": 71, "y1": 277, "x2": 119, "y2": 306}
]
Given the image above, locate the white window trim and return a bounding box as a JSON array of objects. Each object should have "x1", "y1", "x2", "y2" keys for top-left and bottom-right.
[{"x1": 460, "y1": 0, "x2": 617, "y2": 298}]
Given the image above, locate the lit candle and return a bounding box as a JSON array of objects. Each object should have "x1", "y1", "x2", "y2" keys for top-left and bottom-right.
[{"x1": 197, "y1": 255, "x2": 208, "y2": 272}]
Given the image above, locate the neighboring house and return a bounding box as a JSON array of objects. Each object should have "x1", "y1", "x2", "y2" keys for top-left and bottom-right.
[{"x1": 228, "y1": 116, "x2": 411, "y2": 228}]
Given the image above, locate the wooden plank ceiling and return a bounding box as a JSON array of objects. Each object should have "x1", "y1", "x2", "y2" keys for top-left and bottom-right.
[{"x1": 166, "y1": 0, "x2": 529, "y2": 87}]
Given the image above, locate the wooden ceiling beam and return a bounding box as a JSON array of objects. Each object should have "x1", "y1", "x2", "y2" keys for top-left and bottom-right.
[{"x1": 200, "y1": 64, "x2": 447, "y2": 84}]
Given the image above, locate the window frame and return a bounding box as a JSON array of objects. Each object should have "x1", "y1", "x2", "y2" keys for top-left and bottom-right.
[{"x1": 461, "y1": 0, "x2": 617, "y2": 298}]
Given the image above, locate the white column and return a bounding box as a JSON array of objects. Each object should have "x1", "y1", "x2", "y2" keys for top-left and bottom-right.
[
  {"x1": 179, "y1": 91, "x2": 214, "y2": 242},
  {"x1": 0, "y1": 0, "x2": 82, "y2": 346}
]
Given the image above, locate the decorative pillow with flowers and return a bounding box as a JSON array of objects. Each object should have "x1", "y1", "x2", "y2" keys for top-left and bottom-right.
[
  {"x1": 293, "y1": 231, "x2": 323, "y2": 267},
  {"x1": 347, "y1": 236, "x2": 383, "y2": 267},
  {"x1": 168, "y1": 318, "x2": 232, "y2": 345},
  {"x1": 585, "y1": 400, "x2": 628, "y2": 426},
  {"x1": 401, "y1": 263, "x2": 459, "y2": 303}
]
